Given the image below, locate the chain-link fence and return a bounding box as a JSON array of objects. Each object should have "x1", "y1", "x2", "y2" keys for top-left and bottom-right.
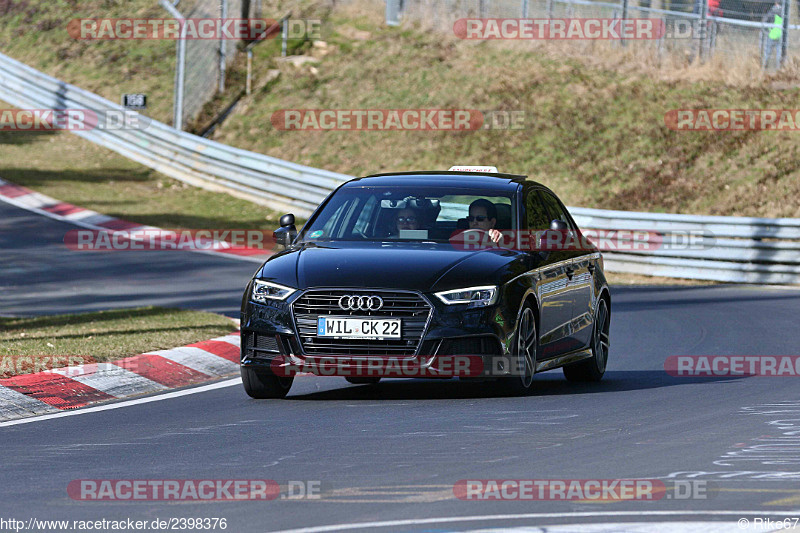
[
  {"x1": 389, "y1": 0, "x2": 798, "y2": 69},
  {"x1": 162, "y1": 0, "x2": 251, "y2": 129}
]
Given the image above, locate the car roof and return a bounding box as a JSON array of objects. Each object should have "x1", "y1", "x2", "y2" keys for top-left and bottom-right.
[{"x1": 344, "y1": 171, "x2": 547, "y2": 192}]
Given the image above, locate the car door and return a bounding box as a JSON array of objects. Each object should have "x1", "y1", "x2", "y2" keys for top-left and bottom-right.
[
  {"x1": 525, "y1": 187, "x2": 574, "y2": 359},
  {"x1": 539, "y1": 191, "x2": 594, "y2": 351}
]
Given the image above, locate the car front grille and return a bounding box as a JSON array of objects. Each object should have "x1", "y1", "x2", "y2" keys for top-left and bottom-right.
[{"x1": 293, "y1": 290, "x2": 432, "y2": 356}]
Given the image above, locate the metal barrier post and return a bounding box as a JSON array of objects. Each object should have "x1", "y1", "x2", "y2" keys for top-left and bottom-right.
[
  {"x1": 522, "y1": 0, "x2": 529, "y2": 18},
  {"x1": 386, "y1": 0, "x2": 401, "y2": 26}
]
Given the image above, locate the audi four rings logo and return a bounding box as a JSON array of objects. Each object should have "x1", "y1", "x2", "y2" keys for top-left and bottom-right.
[{"x1": 338, "y1": 295, "x2": 384, "y2": 311}]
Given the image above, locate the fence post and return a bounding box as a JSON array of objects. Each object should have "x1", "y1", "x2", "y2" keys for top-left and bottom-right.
[
  {"x1": 282, "y1": 17, "x2": 288, "y2": 56},
  {"x1": 246, "y1": 49, "x2": 253, "y2": 95},
  {"x1": 698, "y1": 0, "x2": 708, "y2": 60},
  {"x1": 780, "y1": 0, "x2": 790, "y2": 67},
  {"x1": 708, "y1": 20, "x2": 717, "y2": 56},
  {"x1": 160, "y1": 0, "x2": 186, "y2": 130},
  {"x1": 219, "y1": 0, "x2": 227, "y2": 93},
  {"x1": 621, "y1": 0, "x2": 629, "y2": 46}
]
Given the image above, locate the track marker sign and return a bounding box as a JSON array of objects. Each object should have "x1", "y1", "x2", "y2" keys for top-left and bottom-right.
[{"x1": 122, "y1": 94, "x2": 147, "y2": 110}]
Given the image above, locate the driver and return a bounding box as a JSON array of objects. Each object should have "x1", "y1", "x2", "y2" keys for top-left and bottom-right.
[{"x1": 468, "y1": 199, "x2": 502, "y2": 243}]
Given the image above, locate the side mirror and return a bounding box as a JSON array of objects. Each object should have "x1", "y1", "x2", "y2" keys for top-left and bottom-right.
[
  {"x1": 535, "y1": 220, "x2": 569, "y2": 257},
  {"x1": 273, "y1": 213, "x2": 297, "y2": 248}
]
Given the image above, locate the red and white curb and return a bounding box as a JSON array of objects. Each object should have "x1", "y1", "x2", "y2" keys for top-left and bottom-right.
[
  {"x1": 0, "y1": 177, "x2": 268, "y2": 263},
  {"x1": 0, "y1": 332, "x2": 241, "y2": 422}
]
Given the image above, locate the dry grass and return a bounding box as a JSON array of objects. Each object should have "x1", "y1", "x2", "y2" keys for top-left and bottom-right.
[{"x1": 0, "y1": 307, "x2": 236, "y2": 376}]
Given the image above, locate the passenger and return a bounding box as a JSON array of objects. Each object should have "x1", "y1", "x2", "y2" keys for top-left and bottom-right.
[{"x1": 391, "y1": 208, "x2": 421, "y2": 236}]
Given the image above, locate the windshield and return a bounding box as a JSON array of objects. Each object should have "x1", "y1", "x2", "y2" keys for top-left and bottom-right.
[{"x1": 298, "y1": 185, "x2": 516, "y2": 243}]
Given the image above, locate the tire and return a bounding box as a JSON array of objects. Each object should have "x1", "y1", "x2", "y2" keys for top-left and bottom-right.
[
  {"x1": 345, "y1": 377, "x2": 382, "y2": 385},
  {"x1": 564, "y1": 297, "x2": 610, "y2": 382},
  {"x1": 241, "y1": 366, "x2": 293, "y2": 399},
  {"x1": 499, "y1": 303, "x2": 537, "y2": 395}
]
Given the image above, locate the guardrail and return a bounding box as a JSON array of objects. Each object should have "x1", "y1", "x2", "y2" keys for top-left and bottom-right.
[
  {"x1": 570, "y1": 208, "x2": 800, "y2": 284},
  {"x1": 0, "y1": 51, "x2": 798, "y2": 284},
  {"x1": 0, "y1": 52, "x2": 350, "y2": 217}
]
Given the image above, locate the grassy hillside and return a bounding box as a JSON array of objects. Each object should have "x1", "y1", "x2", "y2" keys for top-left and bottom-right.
[
  {"x1": 0, "y1": 0, "x2": 176, "y2": 124},
  {"x1": 1, "y1": 0, "x2": 799, "y2": 217},
  {"x1": 211, "y1": 5, "x2": 800, "y2": 217}
]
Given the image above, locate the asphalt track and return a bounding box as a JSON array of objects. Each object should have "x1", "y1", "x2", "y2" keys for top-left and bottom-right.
[
  {"x1": 2, "y1": 197, "x2": 800, "y2": 532},
  {"x1": 0, "y1": 200, "x2": 258, "y2": 317}
]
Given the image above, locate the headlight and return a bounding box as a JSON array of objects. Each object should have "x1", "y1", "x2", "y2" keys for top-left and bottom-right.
[
  {"x1": 252, "y1": 279, "x2": 296, "y2": 302},
  {"x1": 434, "y1": 285, "x2": 498, "y2": 307}
]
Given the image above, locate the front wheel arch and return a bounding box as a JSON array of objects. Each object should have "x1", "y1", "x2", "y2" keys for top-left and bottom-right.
[{"x1": 516, "y1": 291, "x2": 540, "y2": 341}]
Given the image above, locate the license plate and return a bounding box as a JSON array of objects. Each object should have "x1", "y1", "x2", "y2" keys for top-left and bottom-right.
[{"x1": 317, "y1": 316, "x2": 401, "y2": 339}]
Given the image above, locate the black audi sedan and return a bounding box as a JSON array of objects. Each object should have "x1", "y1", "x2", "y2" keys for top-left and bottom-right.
[{"x1": 239, "y1": 169, "x2": 611, "y2": 398}]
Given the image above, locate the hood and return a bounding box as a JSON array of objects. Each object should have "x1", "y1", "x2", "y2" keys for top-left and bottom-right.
[{"x1": 257, "y1": 242, "x2": 526, "y2": 292}]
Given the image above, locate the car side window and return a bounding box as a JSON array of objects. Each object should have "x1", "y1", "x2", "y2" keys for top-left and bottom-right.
[
  {"x1": 539, "y1": 191, "x2": 576, "y2": 231},
  {"x1": 352, "y1": 195, "x2": 378, "y2": 236},
  {"x1": 319, "y1": 203, "x2": 343, "y2": 237},
  {"x1": 321, "y1": 198, "x2": 361, "y2": 238},
  {"x1": 526, "y1": 189, "x2": 551, "y2": 231}
]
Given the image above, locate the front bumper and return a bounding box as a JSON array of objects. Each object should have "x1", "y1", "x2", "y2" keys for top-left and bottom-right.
[{"x1": 240, "y1": 289, "x2": 516, "y2": 378}]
